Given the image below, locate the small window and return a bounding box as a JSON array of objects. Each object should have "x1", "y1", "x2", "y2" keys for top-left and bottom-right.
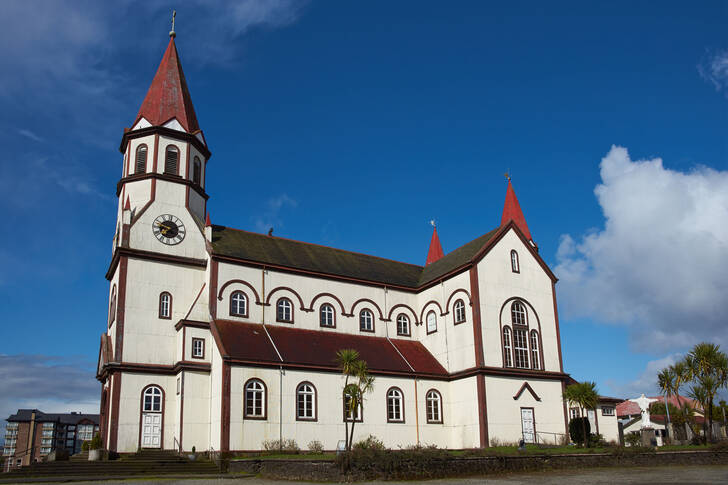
[
  {"x1": 143, "y1": 386, "x2": 163, "y2": 412},
  {"x1": 503, "y1": 327, "x2": 513, "y2": 367},
  {"x1": 396, "y1": 314, "x2": 410, "y2": 336},
  {"x1": 135, "y1": 144, "x2": 147, "y2": 174},
  {"x1": 426, "y1": 389, "x2": 442, "y2": 424},
  {"x1": 343, "y1": 390, "x2": 362, "y2": 422},
  {"x1": 176, "y1": 377, "x2": 181, "y2": 395},
  {"x1": 192, "y1": 338, "x2": 204, "y2": 359},
  {"x1": 109, "y1": 285, "x2": 117, "y2": 326},
  {"x1": 387, "y1": 387, "x2": 404, "y2": 423},
  {"x1": 454, "y1": 299, "x2": 466, "y2": 324},
  {"x1": 296, "y1": 382, "x2": 316, "y2": 421},
  {"x1": 159, "y1": 292, "x2": 172, "y2": 319},
  {"x1": 276, "y1": 298, "x2": 293, "y2": 323},
  {"x1": 530, "y1": 330, "x2": 540, "y2": 370},
  {"x1": 570, "y1": 407, "x2": 581, "y2": 419},
  {"x1": 359, "y1": 309, "x2": 374, "y2": 332},
  {"x1": 244, "y1": 379, "x2": 266, "y2": 419},
  {"x1": 164, "y1": 145, "x2": 179, "y2": 175},
  {"x1": 320, "y1": 304, "x2": 335, "y2": 328},
  {"x1": 511, "y1": 250, "x2": 520, "y2": 273},
  {"x1": 513, "y1": 328, "x2": 529, "y2": 368},
  {"x1": 192, "y1": 156, "x2": 201, "y2": 185},
  {"x1": 602, "y1": 406, "x2": 615, "y2": 416},
  {"x1": 426, "y1": 310, "x2": 437, "y2": 334},
  {"x1": 511, "y1": 301, "x2": 527, "y2": 326},
  {"x1": 230, "y1": 291, "x2": 248, "y2": 317}
]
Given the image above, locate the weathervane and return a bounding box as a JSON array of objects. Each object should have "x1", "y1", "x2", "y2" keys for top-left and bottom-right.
[
  {"x1": 169, "y1": 10, "x2": 177, "y2": 38},
  {"x1": 429, "y1": 219, "x2": 436, "y2": 228},
  {"x1": 504, "y1": 170, "x2": 511, "y2": 182}
]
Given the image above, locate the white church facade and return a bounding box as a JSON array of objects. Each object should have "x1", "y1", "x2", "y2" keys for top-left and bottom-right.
[{"x1": 97, "y1": 32, "x2": 571, "y2": 453}]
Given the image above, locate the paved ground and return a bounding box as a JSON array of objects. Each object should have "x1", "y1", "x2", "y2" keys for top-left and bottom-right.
[{"x1": 21, "y1": 465, "x2": 728, "y2": 485}]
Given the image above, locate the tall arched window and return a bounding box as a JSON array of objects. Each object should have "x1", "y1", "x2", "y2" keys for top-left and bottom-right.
[
  {"x1": 109, "y1": 285, "x2": 117, "y2": 326},
  {"x1": 296, "y1": 382, "x2": 316, "y2": 421},
  {"x1": 320, "y1": 304, "x2": 335, "y2": 328},
  {"x1": 244, "y1": 379, "x2": 266, "y2": 419},
  {"x1": 230, "y1": 291, "x2": 248, "y2": 317},
  {"x1": 142, "y1": 386, "x2": 162, "y2": 412},
  {"x1": 511, "y1": 250, "x2": 520, "y2": 273},
  {"x1": 453, "y1": 299, "x2": 466, "y2": 324},
  {"x1": 159, "y1": 292, "x2": 172, "y2": 319},
  {"x1": 192, "y1": 156, "x2": 201, "y2": 185},
  {"x1": 511, "y1": 301, "x2": 527, "y2": 326},
  {"x1": 359, "y1": 309, "x2": 374, "y2": 332},
  {"x1": 276, "y1": 298, "x2": 293, "y2": 323},
  {"x1": 164, "y1": 145, "x2": 179, "y2": 175},
  {"x1": 396, "y1": 314, "x2": 410, "y2": 336},
  {"x1": 386, "y1": 387, "x2": 404, "y2": 423},
  {"x1": 426, "y1": 310, "x2": 437, "y2": 334},
  {"x1": 503, "y1": 327, "x2": 513, "y2": 367},
  {"x1": 530, "y1": 330, "x2": 540, "y2": 370},
  {"x1": 135, "y1": 144, "x2": 147, "y2": 174},
  {"x1": 513, "y1": 327, "x2": 529, "y2": 368},
  {"x1": 426, "y1": 389, "x2": 442, "y2": 424}
]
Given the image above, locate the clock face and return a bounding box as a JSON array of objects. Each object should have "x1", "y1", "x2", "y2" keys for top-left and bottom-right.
[{"x1": 153, "y1": 214, "x2": 186, "y2": 245}]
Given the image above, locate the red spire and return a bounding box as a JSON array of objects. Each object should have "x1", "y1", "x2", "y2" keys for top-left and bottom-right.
[
  {"x1": 134, "y1": 37, "x2": 200, "y2": 133},
  {"x1": 205, "y1": 212, "x2": 211, "y2": 227},
  {"x1": 501, "y1": 179, "x2": 533, "y2": 241},
  {"x1": 123, "y1": 196, "x2": 131, "y2": 211},
  {"x1": 426, "y1": 225, "x2": 444, "y2": 265}
]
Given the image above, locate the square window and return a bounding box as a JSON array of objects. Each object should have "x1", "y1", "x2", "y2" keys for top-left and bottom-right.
[{"x1": 192, "y1": 338, "x2": 204, "y2": 358}]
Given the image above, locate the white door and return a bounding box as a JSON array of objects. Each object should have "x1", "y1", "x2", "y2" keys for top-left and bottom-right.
[
  {"x1": 141, "y1": 413, "x2": 162, "y2": 448},
  {"x1": 521, "y1": 408, "x2": 535, "y2": 443},
  {"x1": 587, "y1": 409, "x2": 596, "y2": 435}
]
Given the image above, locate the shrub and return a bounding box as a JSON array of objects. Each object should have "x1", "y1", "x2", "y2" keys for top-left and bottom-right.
[
  {"x1": 568, "y1": 417, "x2": 591, "y2": 446},
  {"x1": 81, "y1": 440, "x2": 90, "y2": 452},
  {"x1": 625, "y1": 432, "x2": 641, "y2": 447},
  {"x1": 262, "y1": 438, "x2": 300, "y2": 453},
  {"x1": 89, "y1": 433, "x2": 103, "y2": 450},
  {"x1": 353, "y1": 435, "x2": 385, "y2": 451},
  {"x1": 590, "y1": 433, "x2": 606, "y2": 447},
  {"x1": 307, "y1": 440, "x2": 324, "y2": 453}
]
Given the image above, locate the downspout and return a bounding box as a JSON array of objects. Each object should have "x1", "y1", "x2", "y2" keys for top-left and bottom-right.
[
  {"x1": 260, "y1": 268, "x2": 285, "y2": 451},
  {"x1": 440, "y1": 280, "x2": 451, "y2": 372},
  {"x1": 414, "y1": 378, "x2": 420, "y2": 446}
]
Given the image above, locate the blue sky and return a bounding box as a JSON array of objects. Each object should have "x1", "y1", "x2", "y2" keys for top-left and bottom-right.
[{"x1": 0, "y1": 0, "x2": 726, "y2": 421}]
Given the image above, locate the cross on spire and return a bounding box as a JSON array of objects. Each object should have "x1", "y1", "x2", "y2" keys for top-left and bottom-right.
[{"x1": 169, "y1": 10, "x2": 176, "y2": 38}]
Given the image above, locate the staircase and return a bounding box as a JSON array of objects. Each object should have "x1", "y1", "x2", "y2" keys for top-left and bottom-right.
[{"x1": 2, "y1": 449, "x2": 222, "y2": 481}]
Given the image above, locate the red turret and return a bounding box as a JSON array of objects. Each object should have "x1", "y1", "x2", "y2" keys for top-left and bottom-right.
[
  {"x1": 134, "y1": 36, "x2": 200, "y2": 133},
  {"x1": 123, "y1": 196, "x2": 131, "y2": 211},
  {"x1": 501, "y1": 179, "x2": 533, "y2": 242},
  {"x1": 205, "y1": 212, "x2": 212, "y2": 227},
  {"x1": 426, "y1": 225, "x2": 444, "y2": 265}
]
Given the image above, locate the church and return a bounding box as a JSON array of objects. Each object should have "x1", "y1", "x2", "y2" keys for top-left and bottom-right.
[{"x1": 96, "y1": 29, "x2": 571, "y2": 453}]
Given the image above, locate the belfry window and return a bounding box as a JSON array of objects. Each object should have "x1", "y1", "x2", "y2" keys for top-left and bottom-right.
[
  {"x1": 359, "y1": 309, "x2": 374, "y2": 332},
  {"x1": 164, "y1": 145, "x2": 179, "y2": 175},
  {"x1": 277, "y1": 298, "x2": 293, "y2": 323},
  {"x1": 135, "y1": 144, "x2": 147, "y2": 174},
  {"x1": 192, "y1": 156, "x2": 201, "y2": 185}
]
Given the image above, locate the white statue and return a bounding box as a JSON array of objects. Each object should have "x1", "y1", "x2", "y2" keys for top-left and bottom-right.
[{"x1": 629, "y1": 393, "x2": 658, "y2": 429}]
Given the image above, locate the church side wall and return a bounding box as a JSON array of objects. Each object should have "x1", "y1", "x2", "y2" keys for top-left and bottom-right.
[
  {"x1": 598, "y1": 406, "x2": 619, "y2": 444},
  {"x1": 448, "y1": 376, "x2": 480, "y2": 449},
  {"x1": 209, "y1": 344, "x2": 222, "y2": 450},
  {"x1": 116, "y1": 373, "x2": 177, "y2": 453},
  {"x1": 182, "y1": 370, "x2": 211, "y2": 451}
]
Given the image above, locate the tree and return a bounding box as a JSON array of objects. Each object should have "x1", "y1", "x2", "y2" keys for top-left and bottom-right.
[
  {"x1": 336, "y1": 349, "x2": 375, "y2": 452},
  {"x1": 336, "y1": 349, "x2": 360, "y2": 453},
  {"x1": 657, "y1": 367, "x2": 676, "y2": 438},
  {"x1": 684, "y1": 343, "x2": 728, "y2": 442},
  {"x1": 563, "y1": 381, "x2": 599, "y2": 447}
]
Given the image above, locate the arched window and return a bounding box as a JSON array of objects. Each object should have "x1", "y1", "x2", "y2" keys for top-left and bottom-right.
[
  {"x1": 230, "y1": 291, "x2": 248, "y2": 317},
  {"x1": 426, "y1": 310, "x2": 437, "y2": 334},
  {"x1": 426, "y1": 389, "x2": 442, "y2": 424},
  {"x1": 386, "y1": 387, "x2": 404, "y2": 423},
  {"x1": 244, "y1": 379, "x2": 266, "y2": 419},
  {"x1": 320, "y1": 304, "x2": 335, "y2": 328},
  {"x1": 530, "y1": 330, "x2": 540, "y2": 370},
  {"x1": 142, "y1": 386, "x2": 162, "y2": 412},
  {"x1": 192, "y1": 156, "x2": 201, "y2": 185},
  {"x1": 513, "y1": 327, "x2": 529, "y2": 368},
  {"x1": 164, "y1": 145, "x2": 179, "y2": 175},
  {"x1": 511, "y1": 301, "x2": 527, "y2": 326},
  {"x1": 511, "y1": 250, "x2": 520, "y2": 273},
  {"x1": 276, "y1": 298, "x2": 293, "y2": 323},
  {"x1": 359, "y1": 309, "x2": 374, "y2": 332},
  {"x1": 343, "y1": 389, "x2": 362, "y2": 422},
  {"x1": 454, "y1": 299, "x2": 466, "y2": 324},
  {"x1": 503, "y1": 327, "x2": 513, "y2": 367},
  {"x1": 135, "y1": 144, "x2": 147, "y2": 174},
  {"x1": 296, "y1": 382, "x2": 316, "y2": 421},
  {"x1": 109, "y1": 285, "x2": 117, "y2": 326},
  {"x1": 159, "y1": 292, "x2": 172, "y2": 319},
  {"x1": 396, "y1": 313, "x2": 410, "y2": 336}
]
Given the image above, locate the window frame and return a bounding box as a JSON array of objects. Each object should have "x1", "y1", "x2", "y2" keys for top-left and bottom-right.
[
  {"x1": 109, "y1": 284, "x2": 117, "y2": 327},
  {"x1": 601, "y1": 406, "x2": 615, "y2": 417},
  {"x1": 511, "y1": 301, "x2": 528, "y2": 326},
  {"x1": 230, "y1": 290, "x2": 248, "y2": 317},
  {"x1": 503, "y1": 326, "x2": 513, "y2": 367},
  {"x1": 243, "y1": 378, "x2": 267, "y2": 420},
  {"x1": 530, "y1": 330, "x2": 540, "y2": 370},
  {"x1": 396, "y1": 313, "x2": 411, "y2": 336},
  {"x1": 295, "y1": 381, "x2": 317, "y2": 422},
  {"x1": 142, "y1": 385, "x2": 163, "y2": 413},
  {"x1": 319, "y1": 303, "x2": 336, "y2": 328},
  {"x1": 359, "y1": 308, "x2": 374, "y2": 333},
  {"x1": 159, "y1": 292, "x2": 172, "y2": 319},
  {"x1": 453, "y1": 299, "x2": 466, "y2": 324},
  {"x1": 386, "y1": 387, "x2": 405, "y2": 423},
  {"x1": 511, "y1": 249, "x2": 520, "y2": 273},
  {"x1": 135, "y1": 144, "x2": 148, "y2": 174},
  {"x1": 192, "y1": 156, "x2": 202, "y2": 185},
  {"x1": 164, "y1": 145, "x2": 180, "y2": 175},
  {"x1": 426, "y1": 310, "x2": 437, "y2": 334},
  {"x1": 425, "y1": 389, "x2": 443, "y2": 424},
  {"x1": 276, "y1": 297, "x2": 294, "y2": 323},
  {"x1": 513, "y1": 327, "x2": 530, "y2": 369},
  {"x1": 191, "y1": 337, "x2": 205, "y2": 359}
]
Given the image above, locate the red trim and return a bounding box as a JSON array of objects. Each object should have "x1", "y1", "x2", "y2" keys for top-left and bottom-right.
[
  {"x1": 418, "y1": 300, "x2": 445, "y2": 323},
  {"x1": 309, "y1": 292, "x2": 347, "y2": 315},
  {"x1": 513, "y1": 382, "x2": 542, "y2": 401},
  {"x1": 476, "y1": 374, "x2": 488, "y2": 447},
  {"x1": 175, "y1": 319, "x2": 210, "y2": 331},
  {"x1": 220, "y1": 362, "x2": 230, "y2": 451},
  {"x1": 120, "y1": 125, "x2": 211, "y2": 160},
  {"x1": 106, "y1": 247, "x2": 207, "y2": 280},
  {"x1": 469, "y1": 266, "x2": 484, "y2": 367},
  {"x1": 109, "y1": 373, "x2": 122, "y2": 452},
  {"x1": 179, "y1": 373, "x2": 184, "y2": 451},
  {"x1": 264, "y1": 286, "x2": 308, "y2": 311},
  {"x1": 114, "y1": 256, "x2": 128, "y2": 362},
  {"x1": 552, "y1": 281, "x2": 564, "y2": 372},
  {"x1": 386, "y1": 303, "x2": 419, "y2": 325},
  {"x1": 444, "y1": 288, "x2": 471, "y2": 314},
  {"x1": 217, "y1": 279, "x2": 262, "y2": 305},
  {"x1": 348, "y1": 298, "x2": 384, "y2": 320}
]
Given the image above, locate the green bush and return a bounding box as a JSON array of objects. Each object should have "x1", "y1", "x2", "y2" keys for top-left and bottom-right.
[
  {"x1": 81, "y1": 440, "x2": 90, "y2": 452},
  {"x1": 89, "y1": 433, "x2": 103, "y2": 450},
  {"x1": 625, "y1": 432, "x2": 641, "y2": 447},
  {"x1": 353, "y1": 435, "x2": 385, "y2": 451},
  {"x1": 337, "y1": 444, "x2": 449, "y2": 477},
  {"x1": 568, "y1": 417, "x2": 591, "y2": 445}
]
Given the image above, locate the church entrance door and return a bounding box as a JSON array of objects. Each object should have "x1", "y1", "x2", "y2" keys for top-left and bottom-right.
[
  {"x1": 521, "y1": 407, "x2": 535, "y2": 443},
  {"x1": 141, "y1": 412, "x2": 162, "y2": 448}
]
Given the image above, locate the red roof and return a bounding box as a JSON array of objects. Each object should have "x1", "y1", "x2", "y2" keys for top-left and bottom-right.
[
  {"x1": 214, "y1": 320, "x2": 447, "y2": 377},
  {"x1": 616, "y1": 395, "x2": 702, "y2": 417},
  {"x1": 425, "y1": 226, "x2": 444, "y2": 265},
  {"x1": 134, "y1": 37, "x2": 200, "y2": 133},
  {"x1": 501, "y1": 180, "x2": 533, "y2": 241}
]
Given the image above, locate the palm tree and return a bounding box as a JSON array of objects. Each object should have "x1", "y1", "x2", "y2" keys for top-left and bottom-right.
[
  {"x1": 657, "y1": 367, "x2": 676, "y2": 439},
  {"x1": 563, "y1": 381, "x2": 599, "y2": 447},
  {"x1": 346, "y1": 360, "x2": 374, "y2": 451},
  {"x1": 684, "y1": 343, "x2": 728, "y2": 442},
  {"x1": 670, "y1": 360, "x2": 690, "y2": 438},
  {"x1": 336, "y1": 349, "x2": 360, "y2": 452}
]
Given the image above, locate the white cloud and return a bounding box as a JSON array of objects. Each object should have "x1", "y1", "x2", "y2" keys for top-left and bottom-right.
[
  {"x1": 555, "y1": 146, "x2": 728, "y2": 351},
  {"x1": 17, "y1": 129, "x2": 44, "y2": 143},
  {"x1": 698, "y1": 49, "x2": 728, "y2": 95},
  {"x1": 605, "y1": 353, "x2": 682, "y2": 399},
  {"x1": 253, "y1": 194, "x2": 298, "y2": 233}
]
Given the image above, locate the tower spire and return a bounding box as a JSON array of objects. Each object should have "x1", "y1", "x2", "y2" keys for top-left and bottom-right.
[
  {"x1": 501, "y1": 178, "x2": 533, "y2": 242},
  {"x1": 425, "y1": 220, "x2": 444, "y2": 266}
]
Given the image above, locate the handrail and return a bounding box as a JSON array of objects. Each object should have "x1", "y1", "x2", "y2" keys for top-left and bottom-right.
[{"x1": 173, "y1": 436, "x2": 181, "y2": 454}]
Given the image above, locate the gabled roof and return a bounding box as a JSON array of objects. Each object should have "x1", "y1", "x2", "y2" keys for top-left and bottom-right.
[
  {"x1": 425, "y1": 226, "x2": 444, "y2": 265},
  {"x1": 214, "y1": 320, "x2": 448, "y2": 377},
  {"x1": 6, "y1": 409, "x2": 99, "y2": 424},
  {"x1": 211, "y1": 225, "x2": 502, "y2": 289},
  {"x1": 134, "y1": 37, "x2": 200, "y2": 133}
]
